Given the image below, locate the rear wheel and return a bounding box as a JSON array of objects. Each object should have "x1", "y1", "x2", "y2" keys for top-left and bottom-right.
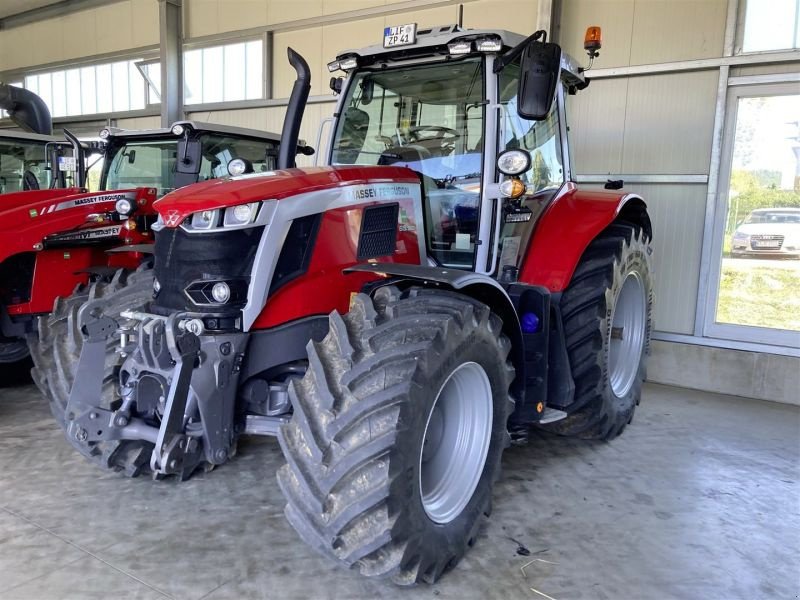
[
  {"x1": 541, "y1": 222, "x2": 653, "y2": 440},
  {"x1": 28, "y1": 264, "x2": 156, "y2": 475},
  {"x1": 277, "y1": 286, "x2": 514, "y2": 584}
]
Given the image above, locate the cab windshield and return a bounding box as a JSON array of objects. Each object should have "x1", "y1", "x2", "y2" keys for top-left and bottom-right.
[
  {"x1": 331, "y1": 58, "x2": 485, "y2": 269},
  {"x1": 103, "y1": 133, "x2": 278, "y2": 197},
  {"x1": 0, "y1": 138, "x2": 51, "y2": 193}
]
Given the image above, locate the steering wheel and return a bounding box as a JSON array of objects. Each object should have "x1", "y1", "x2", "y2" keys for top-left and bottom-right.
[{"x1": 407, "y1": 125, "x2": 460, "y2": 144}]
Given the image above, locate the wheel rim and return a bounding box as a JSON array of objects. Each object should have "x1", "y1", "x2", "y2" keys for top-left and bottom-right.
[
  {"x1": 0, "y1": 340, "x2": 30, "y2": 364},
  {"x1": 608, "y1": 271, "x2": 647, "y2": 398},
  {"x1": 419, "y1": 361, "x2": 493, "y2": 524}
]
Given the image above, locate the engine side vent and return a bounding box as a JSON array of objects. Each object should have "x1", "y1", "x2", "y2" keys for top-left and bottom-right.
[
  {"x1": 269, "y1": 213, "x2": 322, "y2": 295},
  {"x1": 357, "y1": 203, "x2": 399, "y2": 260}
]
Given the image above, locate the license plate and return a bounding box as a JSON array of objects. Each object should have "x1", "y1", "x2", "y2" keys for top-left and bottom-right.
[
  {"x1": 58, "y1": 156, "x2": 77, "y2": 172},
  {"x1": 753, "y1": 240, "x2": 780, "y2": 248},
  {"x1": 384, "y1": 24, "x2": 417, "y2": 48}
]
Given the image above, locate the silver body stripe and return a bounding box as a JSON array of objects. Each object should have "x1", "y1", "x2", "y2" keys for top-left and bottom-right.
[
  {"x1": 53, "y1": 191, "x2": 137, "y2": 213},
  {"x1": 239, "y1": 181, "x2": 426, "y2": 331}
]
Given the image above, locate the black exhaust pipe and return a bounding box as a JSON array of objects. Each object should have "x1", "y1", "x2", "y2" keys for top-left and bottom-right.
[
  {"x1": 277, "y1": 48, "x2": 311, "y2": 170},
  {"x1": 62, "y1": 129, "x2": 86, "y2": 189},
  {"x1": 0, "y1": 83, "x2": 52, "y2": 135}
]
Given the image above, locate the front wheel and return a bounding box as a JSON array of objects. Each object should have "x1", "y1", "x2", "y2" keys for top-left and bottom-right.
[
  {"x1": 277, "y1": 286, "x2": 514, "y2": 584},
  {"x1": 541, "y1": 221, "x2": 654, "y2": 440},
  {"x1": 28, "y1": 264, "x2": 156, "y2": 476}
]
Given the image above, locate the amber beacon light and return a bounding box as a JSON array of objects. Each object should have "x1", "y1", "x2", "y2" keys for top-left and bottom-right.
[{"x1": 584, "y1": 26, "x2": 602, "y2": 59}]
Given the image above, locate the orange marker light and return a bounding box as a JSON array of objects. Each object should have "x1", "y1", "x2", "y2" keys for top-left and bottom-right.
[{"x1": 584, "y1": 25, "x2": 602, "y2": 58}]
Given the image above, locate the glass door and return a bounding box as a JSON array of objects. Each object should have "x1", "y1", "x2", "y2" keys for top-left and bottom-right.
[{"x1": 705, "y1": 85, "x2": 800, "y2": 347}]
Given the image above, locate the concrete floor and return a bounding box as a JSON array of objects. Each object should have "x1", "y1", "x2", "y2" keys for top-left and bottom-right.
[{"x1": 0, "y1": 382, "x2": 798, "y2": 600}]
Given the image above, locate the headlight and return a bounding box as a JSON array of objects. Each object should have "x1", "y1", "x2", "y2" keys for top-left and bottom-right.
[
  {"x1": 497, "y1": 150, "x2": 532, "y2": 175},
  {"x1": 115, "y1": 198, "x2": 134, "y2": 216},
  {"x1": 223, "y1": 202, "x2": 259, "y2": 226},
  {"x1": 339, "y1": 56, "x2": 358, "y2": 70},
  {"x1": 211, "y1": 282, "x2": 231, "y2": 304},
  {"x1": 99, "y1": 128, "x2": 111, "y2": 139},
  {"x1": 447, "y1": 41, "x2": 472, "y2": 55},
  {"x1": 476, "y1": 37, "x2": 502, "y2": 52},
  {"x1": 171, "y1": 124, "x2": 185, "y2": 136},
  {"x1": 181, "y1": 200, "x2": 275, "y2": 233},
  {"x1": 153, "y1": 278, "x2": 161, "y2": 294},
  {"x1": 191, "y1": 209, "x2": 220, "y2": 230},
  {"x1": 327, "y1": 60, "x2": 341, "y2": 72},
  {"x1": 227, "y1": 158, "x2": 250, "y2": 176}
]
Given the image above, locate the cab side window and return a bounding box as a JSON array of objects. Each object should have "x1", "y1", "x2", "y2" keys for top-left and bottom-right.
[{"x1": 499, "y1": 62, "x2": 564, "y2": 192}]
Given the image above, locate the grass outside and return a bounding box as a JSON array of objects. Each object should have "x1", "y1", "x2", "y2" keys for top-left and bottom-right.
[{"x1": 717, "y1": 259, "x2": 800, "y2": 331}]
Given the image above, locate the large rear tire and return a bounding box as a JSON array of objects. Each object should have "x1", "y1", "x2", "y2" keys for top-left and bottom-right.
[
  {"x1": 277, "y1": 286, "x2": 514, "y2": 585},
  {"x1": 28, "y1": 264, "x2": 156, "y2": 476},
  {"x1": 541, "y1": 222, "x2": 653, "y2": 440}
]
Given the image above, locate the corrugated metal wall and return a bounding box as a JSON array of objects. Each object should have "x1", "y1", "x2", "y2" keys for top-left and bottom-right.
[
  {"x1": 560, "y1": 0, "x2": 728, "y2": 334},
  {"x1": 0, "y1": 0, "x2": 159, "y2": 71}
]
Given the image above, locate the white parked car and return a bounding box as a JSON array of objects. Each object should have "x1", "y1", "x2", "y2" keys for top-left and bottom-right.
[{"x1": 731, "y1": 207, "x2": 800, "y2": 258}]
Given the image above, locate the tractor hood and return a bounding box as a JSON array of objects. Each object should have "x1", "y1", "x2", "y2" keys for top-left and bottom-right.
[
  {"x1": 0, "y1": 187, "x2": 157, "y2": 263},
  {"x1": 153, "y1": 165, "x2": 420, "y2": 226},
  {"x1": 0, "y1": 187, "x2": 83, "y2": 212}
]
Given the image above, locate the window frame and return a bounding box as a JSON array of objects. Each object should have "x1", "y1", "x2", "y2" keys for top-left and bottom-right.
[
  {"x1": 182, "y1": 35, "x2": 267, "y2": 106},
  {"x1": 1, "y1": 56, "x2": 155, "y2": 120},
  {"x1": 735, "y1": 0, "x2": 800, "y2": 55},
  {"x1": 702, "y1": 82, "x2": 800, "y2": 348}
]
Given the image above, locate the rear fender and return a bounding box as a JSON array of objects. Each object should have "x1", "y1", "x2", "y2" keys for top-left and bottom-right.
[
  {"x1": 346, "y1": 263, "x2": 526, "y2": 405},
  {"x1": 519, "y1": 183, "x2": 651, "y2": 292}
]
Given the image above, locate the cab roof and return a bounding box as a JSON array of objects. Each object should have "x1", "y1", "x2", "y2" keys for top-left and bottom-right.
[
  {"x1": 0, "y1": 129, "x2": 60, "y2": 143},
  {"x1": 335, "y1": 25, "x2": 585, "y2": 87},
  {"x1": 99, "y1": 120, "x2": 283, "y2": 143}
]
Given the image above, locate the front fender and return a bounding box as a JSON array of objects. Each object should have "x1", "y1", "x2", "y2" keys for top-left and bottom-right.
[
  {"x1": 518, "y1": 183, "x2": 650, "y2": 292},
  {"x1": 346, "y1": 263, "x2": 526, "y2": 402}
]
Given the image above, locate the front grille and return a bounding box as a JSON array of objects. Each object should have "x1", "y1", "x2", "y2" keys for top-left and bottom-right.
[
  {"x1": 152, "y1": 225, "x2": 264, "y2": 314},
  {"x1": 357, "y1": 203, "x2": 399, "y2": 260},
  {"x1": 750, "y1": 234, "x2": 784, "y2": 249}
]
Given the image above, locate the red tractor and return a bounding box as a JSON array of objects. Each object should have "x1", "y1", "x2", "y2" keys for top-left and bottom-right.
[
  {"x1": 1, "y1": 120, "x2": 304, "y2": 376},
  {"x1": 35, "y1": 26, "x2": 653, "y2": 584}
]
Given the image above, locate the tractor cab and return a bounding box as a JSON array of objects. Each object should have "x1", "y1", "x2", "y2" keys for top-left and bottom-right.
[
  {"x1": 91, "y1": 120, "x2": 310, "y2": 198},
  {"x1": 326, "y1": 26, "x2": 590, "y2": 276},
  {"x1": 0, "y1": 130, "x2": 59, "y2": 193}
]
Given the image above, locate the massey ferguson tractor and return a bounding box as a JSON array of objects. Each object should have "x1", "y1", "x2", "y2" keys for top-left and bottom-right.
[
  {"x1": 1, "y1": 120, "x2": 299, "y2": 375},
  {"x1": 33, "y1": 25, "x2": 654, "y2": 585}
]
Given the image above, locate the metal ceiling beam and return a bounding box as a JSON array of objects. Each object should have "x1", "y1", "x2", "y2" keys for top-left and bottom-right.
[
  {"x1": 0, "y1": 0, "x2": 116, "y2": 30},
  {"x1": 159, "y1": 0, "x2": 183, "y2": 127}
]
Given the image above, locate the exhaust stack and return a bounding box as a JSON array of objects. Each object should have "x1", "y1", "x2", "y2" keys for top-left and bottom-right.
[
  {"x1": 277, "y1": 48, "x2": 311, "y2": 170},
  {"x1": 0, "y1": 83, "x2": 53, "y2": 135},
  {"x1": 62, "y1": 129, "x2": 86, "y2": 189}
]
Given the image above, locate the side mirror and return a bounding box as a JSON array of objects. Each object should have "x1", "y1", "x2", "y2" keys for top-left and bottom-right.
[
  {"x1": 361, "y1": 77, "x2": 374, "y2": 105},
  {"x1": 127, "y1": 149, "x2": 136, "y2": 164},
  {"x1": 516, "y1": 42, "x2": 560, "y2": 121},
  {"x1": 176, "y1": 138, "x2": 202, "y2": 174},
  {"x1": 329, "y1": 77, "x2": 343, "y2": 94}
]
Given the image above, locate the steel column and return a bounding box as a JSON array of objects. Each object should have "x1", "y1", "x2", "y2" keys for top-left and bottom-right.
[{"x1": 159, "y1": 0, "x2": 183, "y2": 127}]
